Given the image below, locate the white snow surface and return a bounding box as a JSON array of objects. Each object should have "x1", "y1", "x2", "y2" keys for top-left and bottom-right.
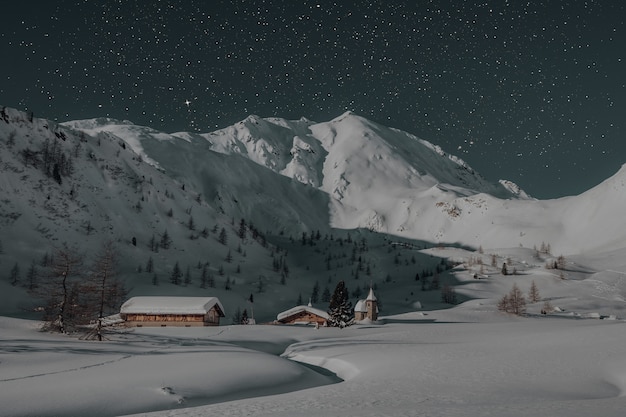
[
  {"x1": 2, "y1": 309, "x2": 626, "y2": 417},
  {"x1": 3, "y1": 106, "x2": 626, "y2": 416},
  {"x1": 120, "y1": 296, "x2": 224, "y2": 315}
]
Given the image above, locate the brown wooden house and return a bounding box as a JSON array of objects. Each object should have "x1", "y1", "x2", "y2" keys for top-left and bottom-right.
[
  {"x1": 276, "y1": 303, "x2": 329, "y2": 326},
  {"x1": 120, "y1": 296, "x2": 225, "y2": 327}
]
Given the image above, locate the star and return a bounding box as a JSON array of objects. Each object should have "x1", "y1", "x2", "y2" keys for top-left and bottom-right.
[{"x1": 184, "y1": 99, "x2": 191, "y2": 107}]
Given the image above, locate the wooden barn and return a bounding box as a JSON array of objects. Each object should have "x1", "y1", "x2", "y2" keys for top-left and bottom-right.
[
  {"x1": 120, "y1": 296, "x2": 225, "y2": 327},
  {"x1": 276, "y1": 303, "x2": 329, "y2": 326}
]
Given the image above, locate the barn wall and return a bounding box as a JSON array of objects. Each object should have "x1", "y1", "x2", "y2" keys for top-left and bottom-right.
[{"x1": 124, "y1": 313, "x2": 216, "y2": 327}]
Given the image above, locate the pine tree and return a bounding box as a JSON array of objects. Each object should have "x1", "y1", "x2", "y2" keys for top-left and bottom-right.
[
  {"x1": 170, "y1": 262, "x2": 182, "y2": 285},
  {"x1": 321, "y1": 286, "x2": 331, "y2": 302},
  {"x1": 218, "y1": 227, "x2": 228, "y2": 245},
  {"x1": 160, "y1": 229, "x2": 172, "y2": 250},
  {"x1": 26, "y1": 260, "x2": 38, "y2": 290},
  {"x1": 528, "y1": 280, "x2": 541, "y2": 303},
  {"x1": 9, "y1": 262, "x2": 20, "y2": 286},
  {"x1": 238, "y1": 219, "x2": 247, "y2": 240},
  {"x1": 200, "y1": 264, "x2": 208, "y2": 288},
  {"x1": 327, "y1": 280, "x2": 354, "y2": 328},
  {"x1": 184, "y1": 266, "x2": 192, "y2": 286},
  {"x1": 311, "y1": 281, "x2": 320, "y2": 304},
  {"x1": 256, "y1": 275, "x2": 265, "y2": 293},
  {"x1": 145, "y1": 256, "x2": 154, "y2": 273},
  {"x1": 188, "y1": 215, "x2": 195, "y2": 231}
]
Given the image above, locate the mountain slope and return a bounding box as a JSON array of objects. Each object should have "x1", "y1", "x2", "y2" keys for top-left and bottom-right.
[{"x1": 3, "y1": 105, "x2": 626, "y2": 322}]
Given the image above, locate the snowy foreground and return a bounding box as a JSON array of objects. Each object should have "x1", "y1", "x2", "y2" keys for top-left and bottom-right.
[{"x1": 2, "y1": 307, "x2": 626, "y2": 417}]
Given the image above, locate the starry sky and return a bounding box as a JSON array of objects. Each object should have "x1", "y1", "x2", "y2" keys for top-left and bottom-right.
[{"x1": 1, "y1": 0, "x2": 624, "y2": 199}]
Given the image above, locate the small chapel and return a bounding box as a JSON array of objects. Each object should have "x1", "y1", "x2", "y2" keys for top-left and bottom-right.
[{"x1": 354, "y1": 287, "x2": 378, "y2": 322}]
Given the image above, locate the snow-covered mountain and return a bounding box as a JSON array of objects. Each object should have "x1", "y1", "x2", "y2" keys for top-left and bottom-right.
[
  {"x1": 2, "y1": 104, "x2": 626, "y2": 321},
  {"x1": 61, "y1": 111, "x2": 531, "y2": 238},
  {"x1": 61, "y1": 109, "x2": 626, "y2": 255}
]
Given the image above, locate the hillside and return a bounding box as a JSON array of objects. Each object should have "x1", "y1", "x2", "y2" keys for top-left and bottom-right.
[{"x1": 2, "y1": 105, "x2": 626, "y2": 324}]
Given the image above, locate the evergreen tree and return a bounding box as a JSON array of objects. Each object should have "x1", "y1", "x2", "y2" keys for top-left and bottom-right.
[
  {"x1": 145, "y1": 256, "x2": 154, "y2": 273},
  {"x1": 256, "y1": 275, "x2": 265, "y2": 293},
  {"x1": 311, "y1": 281, "x2": 320, "y2": 304},
  {"x1": 528, "y1": 280, "x2": 541, "y2": 303},
  {"x1": 188, "y1": 215, "x2": 195, "y2": 231},
  {"x1": 238, "y1": 219, "x2": 247, "y2": 240},
  {"x1": 327, "y1": 280, "x2": 354, "y2": 328},
  {"x1": 200, "y1": 264, "x2": 208, "y2": 288},
  {"x1": 170, "y1": 262, "x2": 182, "y2": 285},
  {"x1": 9, "y1": 262, "x2": 20, "y2": 286},
  {"x1": 26, "y1": 260, "x2": 38, "y2": 290},
  {"x1": 160, "y1": 229, "x2": 172, "y2": 250},
  {"x1": 321, "y1": 286, "x2": 331, "y2": 302},
  {"x1": 184, "y1": 266, "x2": 192, "y2": 286},
  {"x1": 218, "y1": 227, "x2": 228, "y2": 245},
  {"x1": 207, "y1": 271, "x2": 215, "y2": 288}
]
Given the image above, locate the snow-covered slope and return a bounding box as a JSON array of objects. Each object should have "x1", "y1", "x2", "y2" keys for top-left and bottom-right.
[
  {"x1": 62, "y1": 110, "x2": 626, "y2": 255},
  {"x1": 3, "y1": 104, "x2": 626, "y2": 322}
]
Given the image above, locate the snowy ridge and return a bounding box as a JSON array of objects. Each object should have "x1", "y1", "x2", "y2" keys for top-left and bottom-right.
[{"x1": 4, "y1": 105, "x2": 626, "y2": 259}]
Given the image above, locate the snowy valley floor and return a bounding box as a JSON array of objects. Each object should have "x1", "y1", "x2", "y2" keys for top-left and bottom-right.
[{"x1": 2, "y1": 309, "x2": 626, "y2": 417}]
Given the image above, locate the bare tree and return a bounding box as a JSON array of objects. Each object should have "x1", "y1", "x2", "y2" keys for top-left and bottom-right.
[
  {"x1": 40, "y1": 244, "x2": 84, "y2": 333},
  {"x1": 87, "y1": 241, "x2": 122, "y2": 341}
]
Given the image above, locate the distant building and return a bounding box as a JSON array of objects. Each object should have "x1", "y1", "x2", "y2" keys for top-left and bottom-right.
[
  {"x1": 276, "y1": 301, "x2": 329, "y2": 326},
  {"x1": 120, "y1": 296, "x2": 225, "y2": 327},
  {"x1": 354, "y1": 288, "x2": 378, "y2": 321}
]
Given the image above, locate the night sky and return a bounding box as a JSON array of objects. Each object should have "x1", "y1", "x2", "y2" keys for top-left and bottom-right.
[{"x1": 1, "y1": 1, "x2": 624, "y2": 198}]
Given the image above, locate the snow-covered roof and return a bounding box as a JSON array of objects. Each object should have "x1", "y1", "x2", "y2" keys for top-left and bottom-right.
[
  {"x1": 120, "y1": 296, "x2": 225, "y2": 316},
  {"x1": 366, "y1": 287, "x2": 377, "y2": 301},
  {"x1": 276, "y1": 305, "x2": 329, "y2": 321}
]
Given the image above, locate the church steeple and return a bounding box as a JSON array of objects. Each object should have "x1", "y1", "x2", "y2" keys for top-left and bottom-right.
[{"x1": 365, "y1": 287, "x2": 378, "y2": 321}]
